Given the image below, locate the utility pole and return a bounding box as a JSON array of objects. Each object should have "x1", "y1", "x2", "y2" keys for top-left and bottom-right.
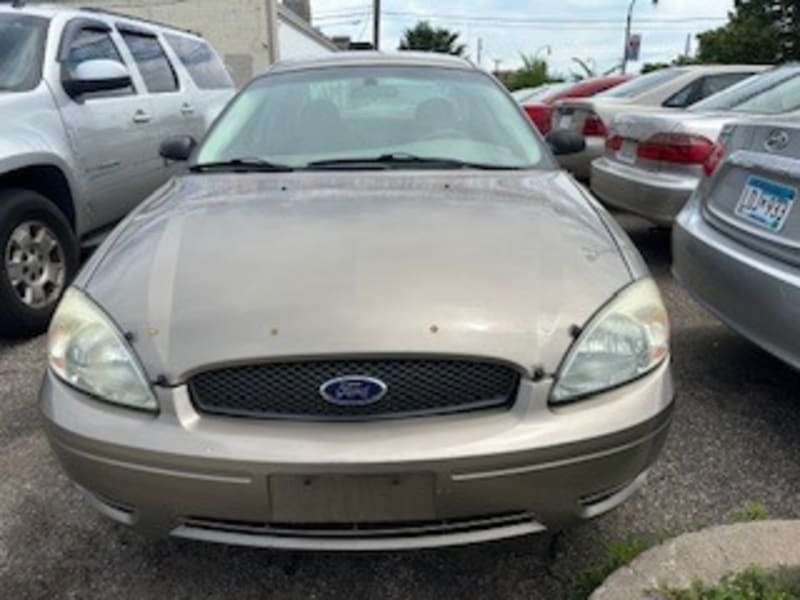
[
  {"x1": 373, "y1": 0, "x2": 381, "y2": 50},
  {"x1": 266, "y1": 0, "x2": 280, "y2": 64},
  {"x1": 684, "y1": 33, "x2": 691, "y2": 57},
  {"x1": 622, "y1": 0, "x2": 657, "y2": 74},
  {"x1": 621, "y1": 0, "x2": 635, "y2": 74},
  {"x1": 477, "y1": 38, "x2": 483, "y2": 67}
]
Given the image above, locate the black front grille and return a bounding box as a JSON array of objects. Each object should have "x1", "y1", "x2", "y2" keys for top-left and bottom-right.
[{"x1": 188, "y1": 358, "x2": 521, "y2": 421}]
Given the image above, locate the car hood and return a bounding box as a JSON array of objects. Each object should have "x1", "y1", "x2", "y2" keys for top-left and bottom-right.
[{"x1": 80, "y1": 171, "x2": 634, "y2": 382}]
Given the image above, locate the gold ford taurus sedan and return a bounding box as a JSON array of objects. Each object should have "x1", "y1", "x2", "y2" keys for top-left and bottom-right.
[{"x1": 41, "y1": 52, "x2": 674, "y2": 550}]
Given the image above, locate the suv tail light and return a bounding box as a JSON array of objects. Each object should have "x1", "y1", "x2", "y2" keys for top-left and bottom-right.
[
  {"x1": 637, "y1": 133, "x2": 714, "y2": 165},
  {"x1": 582, "y1": 113, "x2": 607, "y2": 137},
  {"x1": 702, "y1": 142, "x2": 726, "y2": 177}
]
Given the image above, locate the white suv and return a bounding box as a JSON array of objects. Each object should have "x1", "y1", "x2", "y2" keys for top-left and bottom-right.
[{"x1": 0, "y1": 3, "x2": 235, "y2": 336}]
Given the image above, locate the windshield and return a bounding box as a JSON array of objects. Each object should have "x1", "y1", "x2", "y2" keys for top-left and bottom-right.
[
  {"x1": 197, "y1": 65, "x2": 546, "y2": 170},
  {"x1": 0, "y1": 14, "x2": 48, "y2": 92},
  {"x1": 596, "y1": 68, "x2": 685, "y2": 99},
  {"x1": 690, "y1": 67, "x2": 800, "y2": 115}
]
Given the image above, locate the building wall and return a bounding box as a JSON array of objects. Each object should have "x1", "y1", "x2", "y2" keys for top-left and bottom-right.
[
  {"x1": 279, "y1": 18, "x2": 329, "y2": 61},
  {"x1": 56, "y1": 0, "x2": 334, "y2": 87}
]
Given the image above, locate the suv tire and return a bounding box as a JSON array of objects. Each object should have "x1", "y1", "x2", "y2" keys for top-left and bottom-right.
[{"x1": 0, "y1": 189, "x2": 79, "y2": 338}]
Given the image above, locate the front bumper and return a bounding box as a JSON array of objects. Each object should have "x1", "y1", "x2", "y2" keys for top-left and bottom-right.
[
  {"x1": 591, "y1": 158, "x2": 697, "y2": 227},
  {"x1": 41, "y1": 360, "x2": 673, "y2": 550},
  {"x1": 556, "y1": 136, "x2": 605, "y2": 181},
  {"x1": 673, "y1": 199, "x2": 800, "y2": 370}
]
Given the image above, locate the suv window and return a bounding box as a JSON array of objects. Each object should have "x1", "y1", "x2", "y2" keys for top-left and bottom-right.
[
  {"x1": 63, "y1": 27, "x2": 133, "y2": 96},
  {"x1": 164, "y1": 34, "x2": 232, "y2": 90},
  {"x1": 120, "y1": 31, "x2": 178, "y2": 93},
  {"x1": 65, "y1": 28, "x2": 123, "y2": 73}
]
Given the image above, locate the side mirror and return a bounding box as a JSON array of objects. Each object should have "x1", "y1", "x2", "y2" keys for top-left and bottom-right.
[
  {"x1": 63, "y1": 59, "x2": 132, "y2": 98},
  {"x1": 546, "y1": 129, "x2": 587, "y2": 156},
  {"x1": 159, "y1": 135, "x2": 197, "y2": 162}
]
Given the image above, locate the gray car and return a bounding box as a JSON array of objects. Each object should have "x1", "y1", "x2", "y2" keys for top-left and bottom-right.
[
  {"x1": 0, "y1": 3, "x2": 234, "y2": 337},
  {"x1": 674, "y1": 118, "x2": 800, "y2": 370},
  {"x1": 41, "y1": 53, "x2": 674, "y2": 550},
  {"x1": 592, "y1": 66, "x2": 800, "y2": 226},
  {"x1": 551, "y1": 65, "x2": 766, "y2": 180}
]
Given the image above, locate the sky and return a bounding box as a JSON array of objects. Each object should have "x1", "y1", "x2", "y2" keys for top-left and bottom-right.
[{"x1": 310, "y1": 0, "x2": 735, "y2": 76}]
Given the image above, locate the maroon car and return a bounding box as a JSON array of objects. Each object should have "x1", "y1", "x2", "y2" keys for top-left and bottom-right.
[{"x1": 521, "y1": 75, "x2": 631, "y2": 134}]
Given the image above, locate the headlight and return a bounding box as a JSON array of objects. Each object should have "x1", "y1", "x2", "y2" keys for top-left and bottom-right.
[
  {"x1": 48, "y1": 288, "x2": 157, "y2": 412},
  {"x1": 550, "y1": 278, "x2": 669, "y2": 404}
]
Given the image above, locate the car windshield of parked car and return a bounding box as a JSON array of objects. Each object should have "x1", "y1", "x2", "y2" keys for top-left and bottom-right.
[
  {"x1": 197, "y1": 65, "x2": 546, "y2": 170},
  {"x1": 690, "y1": 67, "x2": 800, "y2": 115},
  {"x1": 0, "y1": 14, "x2": 48, "y2": 92},
  {"x1": 595, "y1": 68, "x2": 684, "y2": 99}
]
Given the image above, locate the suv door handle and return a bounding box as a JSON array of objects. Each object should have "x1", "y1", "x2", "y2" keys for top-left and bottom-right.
[
  {"x1": 132, "y1": 110, "x2": 152, "y2": 124},
  {"x1": 181, "y1": 103, "x2": 195, "y2": 116}
]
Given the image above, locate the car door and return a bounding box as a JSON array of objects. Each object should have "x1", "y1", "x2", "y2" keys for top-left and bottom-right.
[
  {"x1": 56, "y1": 18, "x2": 156, "y2": 229},
  {"x1": 117, "y1": 27, "x2": 191, "y2": 192}
]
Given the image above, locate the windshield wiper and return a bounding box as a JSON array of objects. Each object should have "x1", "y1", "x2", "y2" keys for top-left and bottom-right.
[
  {"x1": 190, "y1": 158, "x2": 294, "y2": 173},
  {"x1": 306, "y1": 153, "x2": 522, "y2": 171}
]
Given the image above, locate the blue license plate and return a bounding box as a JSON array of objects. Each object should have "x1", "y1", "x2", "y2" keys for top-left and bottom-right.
[{"x1": 735, "y1": 176, "x2": 796, "y2": 232}]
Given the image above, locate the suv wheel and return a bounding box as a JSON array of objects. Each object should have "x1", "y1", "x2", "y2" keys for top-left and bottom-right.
[{"x1": 0, "y1": 189, "x2": 78, "y2": 338}]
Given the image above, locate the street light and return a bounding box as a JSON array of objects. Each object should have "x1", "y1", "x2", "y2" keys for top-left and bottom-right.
[{"x1": 622, "y1": 0, "x2": 658, "y2": 74}]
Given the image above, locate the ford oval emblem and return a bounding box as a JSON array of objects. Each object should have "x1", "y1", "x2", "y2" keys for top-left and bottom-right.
[{"x1": 320, "y1": 376, "x2": 388, "y2": 406}]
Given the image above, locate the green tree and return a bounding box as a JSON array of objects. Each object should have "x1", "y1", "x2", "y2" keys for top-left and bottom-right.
[
  {"x1": 398, "y1": 21, "x2": 466, "y2": 56},
  {"x1": 641, "y1": 55, "x2": 697, "y2": 73},
  {"x1": 506, "y1": 54, "x2": 562, "y2": 91},
  {"x1": 696, "y1": 0, "x2": 799, "y2": 64}
]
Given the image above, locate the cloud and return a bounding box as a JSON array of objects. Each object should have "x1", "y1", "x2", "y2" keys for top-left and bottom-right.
[{"x1": 311, "y1": 0, "x2": 735, "y2": 74}]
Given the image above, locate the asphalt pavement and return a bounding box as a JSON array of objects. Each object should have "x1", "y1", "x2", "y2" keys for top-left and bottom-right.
[{"x1": 2, "y1": 214, "x2": 800, "y2": 600}]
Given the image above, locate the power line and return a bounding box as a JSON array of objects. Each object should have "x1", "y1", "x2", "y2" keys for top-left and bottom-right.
[{"x1": 316, "y1": 10, "x2": 727, "y2": 25}]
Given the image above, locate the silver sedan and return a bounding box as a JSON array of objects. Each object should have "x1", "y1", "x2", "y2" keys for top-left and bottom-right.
[
  {"x1": 592, "y1": 66, "x2": 800, "y2": 226},
  {"x1": 674, "y1": 118, "x2": 800, "y2": 370},
  {"x1": 41, "y1": 53, "x2": 674, "y2": 550}
]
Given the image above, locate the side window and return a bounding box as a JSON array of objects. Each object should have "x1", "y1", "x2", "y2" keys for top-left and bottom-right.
[
  {"x1": 120, "y1": 31, "x2": 178, "y2": 93},
  {"x1": 700, "y1": 73, "x2": 752, "y2": 101},
  {"x1": 164, "y1": 34, "x2": 233, "y2": 90},
  {"x1": 63, "y1": 27, "x2": 133, "y2": 96},
  {"x1": 662, "y1": 79, "x2": 702, "y2": 108}
]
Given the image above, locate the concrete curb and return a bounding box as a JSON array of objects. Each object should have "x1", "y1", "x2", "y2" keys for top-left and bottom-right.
[{"x1": 590, "y1": 520, "x2": 800, "y2": 599}]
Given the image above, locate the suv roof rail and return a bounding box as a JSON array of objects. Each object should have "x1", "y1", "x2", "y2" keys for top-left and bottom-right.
[{"x1": 78, "y1": 6, "x2": 202, "y2": 37}]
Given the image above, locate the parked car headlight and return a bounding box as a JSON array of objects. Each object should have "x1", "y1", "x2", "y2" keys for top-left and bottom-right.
[
  {"x1": 47, "y1": 288, "x2": 157, "y2": 412},
  {"x1": 550, "y1": 278, "x2": 669, "y2": 404}
]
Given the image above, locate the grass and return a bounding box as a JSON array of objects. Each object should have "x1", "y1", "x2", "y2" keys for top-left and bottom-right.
[
  {"x1": 568, "y1": 535, "x2": 659, "y2": 600},
  {"x1": 730, "y1": 501, "x2": 771, "y2": 524},
  {"x1": 655, "y1": 567, "x2": 800, "y2": 600},
  {"x1": 568, "y1": 501, "x2": 773, "y2": 599}
]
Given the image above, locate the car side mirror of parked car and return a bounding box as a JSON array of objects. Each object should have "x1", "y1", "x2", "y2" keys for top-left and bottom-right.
[
  {"x1": 159, "y1": 135, "x2": 198, "y2": 162},
  {"x1": 545, "y1": 130, "x2": 587, "y2": 156},
  {"x1": 62, "y1": 59, "x2": 132, "y2": 99}
]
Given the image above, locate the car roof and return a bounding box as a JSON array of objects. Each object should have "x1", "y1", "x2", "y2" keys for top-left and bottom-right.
[
  {"x1": 0, "y1": 2, "x2": 201, "y2": 37},
  {"x1": 265, "y1": 51, "x2": 478, "y2": 75}
]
